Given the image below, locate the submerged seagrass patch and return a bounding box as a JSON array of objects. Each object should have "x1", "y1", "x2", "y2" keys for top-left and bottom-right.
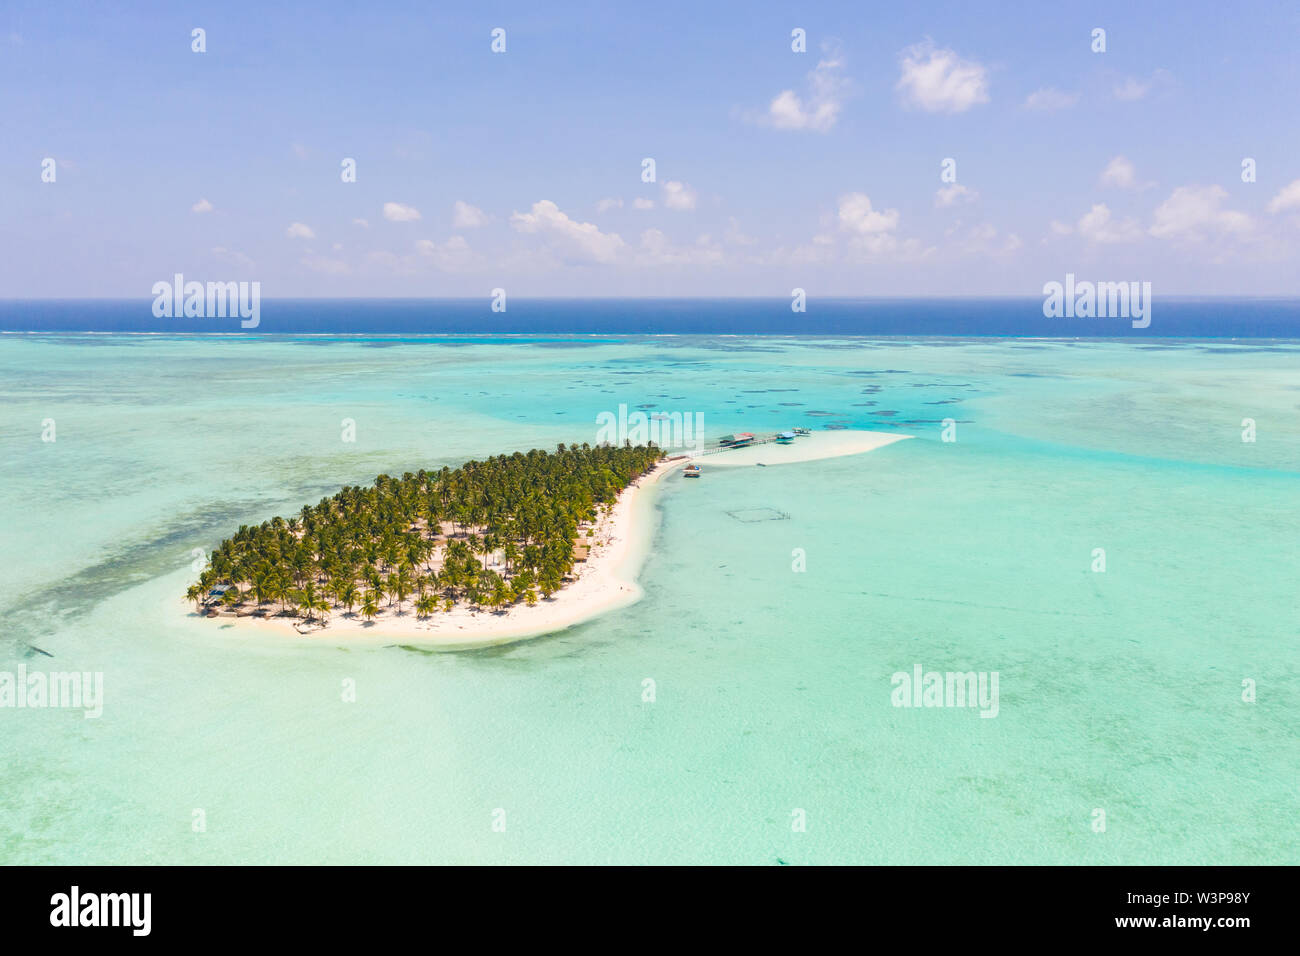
[{"x1": 725, "y1": 507, "x2": 790, "y2": 522}]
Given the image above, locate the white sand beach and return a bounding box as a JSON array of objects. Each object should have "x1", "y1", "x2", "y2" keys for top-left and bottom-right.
[
  {"x1": 698, "y1": 429, "x2": 911, "y2": 467},
  {"x1": 209, "y1": 430, "x2": 911, "y2": 648}
]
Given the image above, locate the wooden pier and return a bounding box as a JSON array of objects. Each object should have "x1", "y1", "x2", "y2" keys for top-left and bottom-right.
[{"x1": 694, "y1": 432, "x2": 788, "y2": 456}]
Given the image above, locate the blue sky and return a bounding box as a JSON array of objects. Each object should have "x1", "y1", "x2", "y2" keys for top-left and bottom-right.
[{"x1": 3, "y1": 0, "x2": 1300, "y2": 296}]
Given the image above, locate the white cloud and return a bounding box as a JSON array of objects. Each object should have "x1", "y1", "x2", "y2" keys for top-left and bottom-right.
[
  {"x1": 725, "y1": 217, "x2": 756, "y2": 246},
  {"x1": 352, "y1": 218, "x2": 370, "y2": 228},
  {"x1": 996, "y1": 232, "x2": 1023, "y2": 255},
  {"x1": 286, "y1": 222, "x2": 316, "y2": 239},
  {"x1": 1099, "y1": 156, "x2": 1156, "y2": 191},
  {"x1": 1113, "y1": 70, "x2": 1173, "y2": 102},
  {"x1": 1113, "y1": 77, "x2": 1151, "y2": 101},
  {"x1": 837, "y1": 193, "x2": 900, "y2": 235},
  {"x1": 592, "y1": 196, "x2": 657, "y2": 214},
  {"x1": 635, "y1": 229, "x2": 723, "y2": 266},
  {"x1": 662, "y1": 181, "x2": 697, "y2": 211},
  {"x1": 935, "y1": 184, "x2": 978, "y2": 208},
  {"x1": 954, "y1": 222, "x2": 1022, "y2": 257},
  {"x1": 1050, "y1": 204, "x2": 1145, "y2": 244},
  {"x1": 1266, "y1": 179, "x2": 1300, "y2": 214},
  {"x1": 191, "y1": 198, "x2": 213, "y2": 214},
  {"x1": 360, "y1": 238, "x2": 480, "y2": 276},
  {"x1": 896, "y1": 41, "x2": 989, "y2": 113},
  {"x1": 763, "y1": 47, "x2": 847, "y2": 132},
  {"x1": 1023, "y1": 87, "x2": 1079, "y2": 111},
  {"x1": 1149, "y1": 185, "x2": 1252, "y2": 241},
  {"x1": 382, "y1": 202, "x2": 422, "y2": 222},
  {"x1": 847, "y1": 234, "x2": 935, "y2": 262},
  {"x1": 768, "y1": 218, "x2": 937, "y2": 267},
  {"x1": 510, "y1": 200, "x2": 626, "y2": 263},
  {"x1": 415, "y1": 236, "x2": 476, "y2": 271},
  {"x1": 1076, "y1": 203, "x2": 1143, "y2": 243},
  {"x1": 1100, "y1": 156, "x2": 1139, "y2": 189},
  {"x1": 452, "y1": 200, "x2": 489, "y2": 228}
]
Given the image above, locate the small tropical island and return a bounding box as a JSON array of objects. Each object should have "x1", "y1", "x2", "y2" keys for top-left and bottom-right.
[
  {"x1": 185, "y1": 430, "x2": 909, "y2": 645},
  {"x1": 186, "y1": 442, "x2": 669, "y2": 642}
]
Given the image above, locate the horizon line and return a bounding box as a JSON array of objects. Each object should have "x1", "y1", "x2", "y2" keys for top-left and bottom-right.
[{"x1": 5, "y1": 294, "x2": 1300, "y2": 303}]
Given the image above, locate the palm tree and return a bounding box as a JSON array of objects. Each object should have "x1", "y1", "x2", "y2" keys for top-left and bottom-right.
[
  {"x1": 271, "y1": 576, "x2": 292, "y2": 615},
  {"x1": 252, "y1": 570, "x2": 274, "y2": 610},
  {"x1": 298, "y1": 582, "x2": 329, "y2": 622},
  {"x1": 491, "y1": 575, "x2": 512, "y2": 612},
  {"x1": 308, "y1": 586, "x2": 331, "y2": 623},
  {"x1": 481, "y1": 531, "x2": 499, "y2": 570},
  {"x1": 390, "y1": 566, "x2": 413, "y2": 609},
  {"x1": 338, "y1": 581, "x2": 359, "y2": 615},
  {"x1": 361, "y1": 594, "x2": 379, "y2": 622},
  {"x1": 512, "y1": 568, "x2": 534, "y2": 600},
  {"x1": 186, "y1": 583, "x2": 204, "y2": 612},
  {"x1": 464, "y1": 576, "x2": 484, "y2": 609},
  {"x1": 415, "y1": 594, "x2": 438, "y2": 619},
  {"x1": 538, "y1": 568, "x2": 561, "y2": 599}
]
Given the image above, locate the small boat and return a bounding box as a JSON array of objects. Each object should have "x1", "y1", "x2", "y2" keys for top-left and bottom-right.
[
  {"x1": 683, "y1": 464, "x2": 701, "y2": 478},
  {"x1": 776, "y1": 431, "x2": 795, "y2": 444},
  {"x1": 719, "y1": 432, "x2": 756, "y2": 447},
  {"x1": 793, "y1": 427, "x2": 811, "y2": 436}
]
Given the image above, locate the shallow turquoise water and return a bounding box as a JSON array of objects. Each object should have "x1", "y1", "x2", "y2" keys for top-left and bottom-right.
[{"x1": 1, "y1": 334, "x2": 1296, "y2": 864}]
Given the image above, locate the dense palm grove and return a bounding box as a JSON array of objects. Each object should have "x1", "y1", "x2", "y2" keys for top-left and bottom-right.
[{"x1": 187, "y1": 443, "x2": 663, "y2": 624}]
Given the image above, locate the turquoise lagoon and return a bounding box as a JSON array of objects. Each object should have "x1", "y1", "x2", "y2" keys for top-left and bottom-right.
[{"x1": 1, "y1": 334, "x2": 1296, "y2": 864}]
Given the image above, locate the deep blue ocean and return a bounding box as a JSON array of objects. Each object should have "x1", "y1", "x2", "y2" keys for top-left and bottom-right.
[{"x1": 3, "y1": 298, "x2": 1300, "y2": 337}]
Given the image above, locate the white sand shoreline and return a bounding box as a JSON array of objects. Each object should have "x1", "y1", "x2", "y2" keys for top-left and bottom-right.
[{"x1": 202, "y1": 430, "x2": 910, "y2": 648}]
